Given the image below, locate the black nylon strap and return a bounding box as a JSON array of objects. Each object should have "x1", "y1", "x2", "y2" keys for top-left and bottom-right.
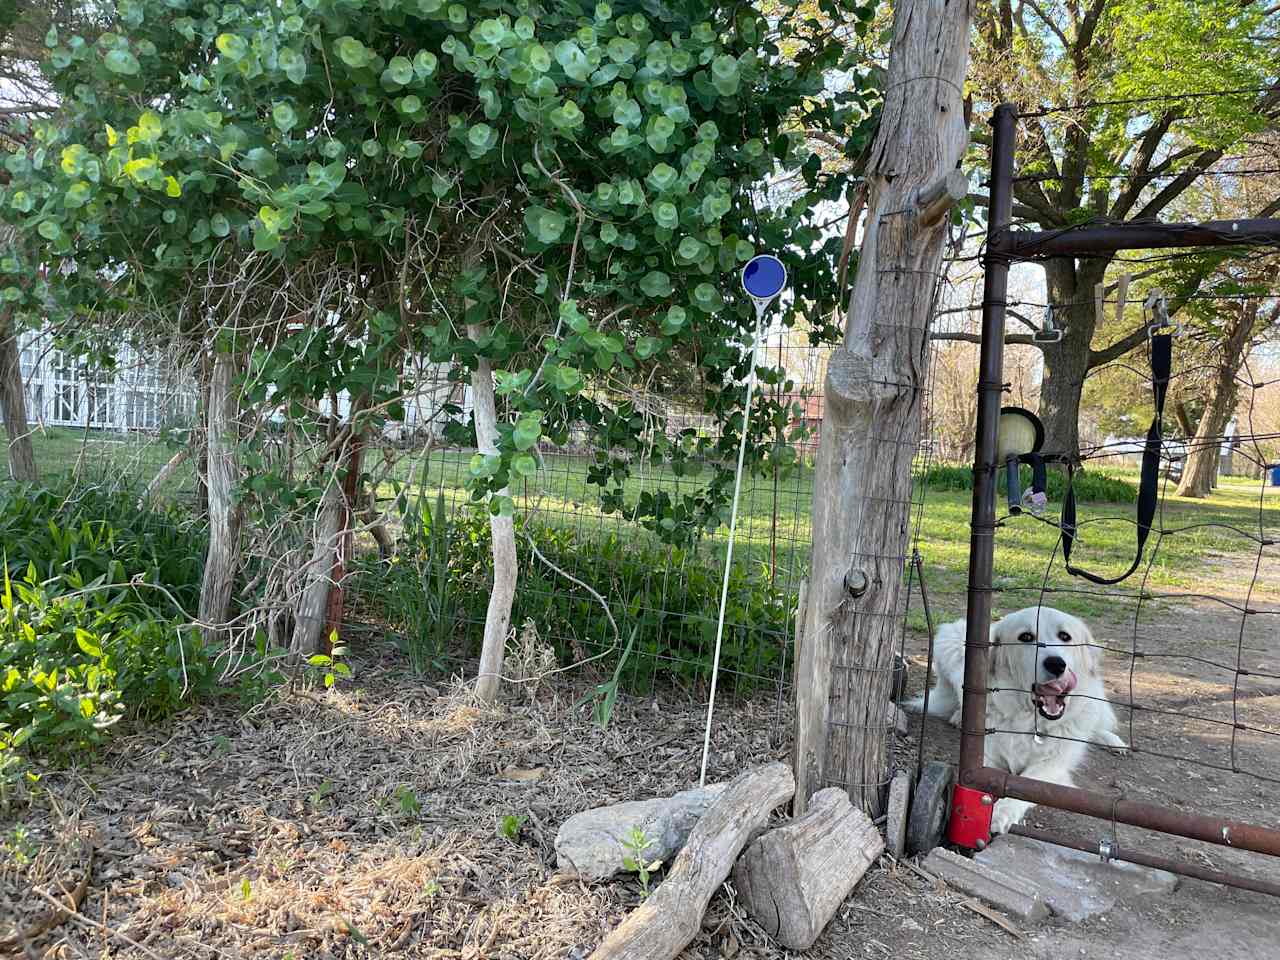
[{"x1": 1061, "y1": 333, "x2": 1172, "y2": 585}]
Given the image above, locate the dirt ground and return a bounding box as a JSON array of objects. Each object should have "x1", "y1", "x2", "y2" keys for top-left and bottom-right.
[{"x1": 5, "y1": 580, "x2": 1280, "y2": 959}]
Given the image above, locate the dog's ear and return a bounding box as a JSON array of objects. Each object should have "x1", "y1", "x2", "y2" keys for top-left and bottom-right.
[{"x1": 987, "y1": 619, "x2": 1002, "y2": 679}]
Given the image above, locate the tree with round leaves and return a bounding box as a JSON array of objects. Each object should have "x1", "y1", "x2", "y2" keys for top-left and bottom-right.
[{"x1": 1, "y1": 0, "x2": 877, "y2": 692}]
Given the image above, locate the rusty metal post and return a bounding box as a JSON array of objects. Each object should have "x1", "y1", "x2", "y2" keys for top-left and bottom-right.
[{"x1": 958, "y1": 103, "x2": 1017, "y2": 782}]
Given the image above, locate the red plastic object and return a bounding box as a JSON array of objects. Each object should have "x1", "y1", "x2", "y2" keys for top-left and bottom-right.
[{"x1": 948, "y1": 783, "x2": 995, "y2": 849}]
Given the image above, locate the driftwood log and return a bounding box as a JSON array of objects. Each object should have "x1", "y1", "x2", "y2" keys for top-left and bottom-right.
[
  {"x1": 589, "y1": 762, "x2": 794, "y2": 960},
  {"x1": 733, "y1": 787, "x2": 884, "y2": 950}
]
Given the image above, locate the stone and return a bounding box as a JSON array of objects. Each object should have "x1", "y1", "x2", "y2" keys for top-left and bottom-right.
[
  {"x1": 974, "y1": 834, "x2": 1179, "y2": 922},
  {"x1": 924, "y1": 846, "x2": 1051, "y2": 922},
  {"x1": 555, "y1": 783, "x2": 728, "y2": 880},
  {"x1": 885, "y1": 770, "x2": 913, "y2": 858}
]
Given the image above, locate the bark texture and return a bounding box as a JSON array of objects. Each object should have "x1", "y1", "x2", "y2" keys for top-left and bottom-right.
[
  {"x1": 0, "y1": 302, "x2": 37, "y2": 483},
  {"x1": 291, "y1": 476, "x2": 345, "y2": 655},
  {"x1": 732, "y1": 787, "x2": 883, "y2": 950},
  {"x1": 1176, "y1": 299, "x2": 1265, "y2": 498},
  {"x1": 469, "y1": 323, "x2": 516, "y2": 702},
  {"x1": 793, "y1": 0, "x2": 973, "y2": 816},
  {"x1": 198, "y1": 352, "x2": 243, "y2": 643}
]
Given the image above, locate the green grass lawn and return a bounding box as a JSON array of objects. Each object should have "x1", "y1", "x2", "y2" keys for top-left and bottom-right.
[{"x1": 8, "y1": 425, "x2": 1277, "y2": 631}]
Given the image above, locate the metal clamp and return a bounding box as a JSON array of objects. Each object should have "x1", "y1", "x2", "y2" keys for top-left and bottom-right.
[
  {"x1": 1145, "y1": 289, "x2": 1180, "y2": 338},
  {"x1": 1033, "y1": 306, "x2": 1064, "y2": 343},
  {"x1": 1099, "y1": 839, "x2": 1115, "y2": 864}
]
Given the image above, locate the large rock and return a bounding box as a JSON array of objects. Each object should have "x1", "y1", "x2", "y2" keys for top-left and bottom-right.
[{"x1": 555, "y1": 783, "x2": 728, "y2": 880}]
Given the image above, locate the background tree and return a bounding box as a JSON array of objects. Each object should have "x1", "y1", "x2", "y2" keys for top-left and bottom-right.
[{"x1": 959, "y1": 0, "x2": 1280, "y2": 461}]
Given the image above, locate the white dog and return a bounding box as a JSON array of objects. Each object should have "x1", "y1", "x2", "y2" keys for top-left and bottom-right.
[{"x1": 904, "y1": 606, "x2": 1127, "y2": 834}]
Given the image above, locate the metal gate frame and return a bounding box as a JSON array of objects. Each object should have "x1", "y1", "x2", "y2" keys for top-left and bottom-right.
[{"x1": 955, "y1": 103, "x2": 1280, "y2": 895}]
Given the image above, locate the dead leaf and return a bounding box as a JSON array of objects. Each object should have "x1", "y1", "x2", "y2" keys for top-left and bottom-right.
[{"x1": 498, "y1": 767, "x2": 546, "y2": 783}]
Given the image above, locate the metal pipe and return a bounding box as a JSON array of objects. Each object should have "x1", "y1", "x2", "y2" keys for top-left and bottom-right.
[
  {"x1": 959, "y1": 103, "x2": 1017, "y2": 778},
  {"x1": 1008, "y1": 218, "x2": 1280, "y2": 258},
  {"x1": 967, "y1": 766, "x2": 1280, "y2": 859},
  {"x1": 1009, "y1": 824, "x2": 1280, "y2": 899}
]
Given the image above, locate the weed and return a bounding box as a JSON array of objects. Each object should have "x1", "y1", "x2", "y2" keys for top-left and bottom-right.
[
  {"x1": 620, "y1": 826, "x2": 662, "y2": 897},
  {"x1": 499, "y1": 813, "x2": 526, "y2": 841}
]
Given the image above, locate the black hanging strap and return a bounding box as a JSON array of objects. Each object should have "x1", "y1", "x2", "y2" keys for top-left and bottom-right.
[{"x1": 1061, "y1": 332, "x2": 1172, "y2": 585}]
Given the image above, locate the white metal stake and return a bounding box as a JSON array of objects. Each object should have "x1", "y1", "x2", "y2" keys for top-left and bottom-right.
[{"x1": 698, "y1": 296, "x2": 770, "y2": 787}]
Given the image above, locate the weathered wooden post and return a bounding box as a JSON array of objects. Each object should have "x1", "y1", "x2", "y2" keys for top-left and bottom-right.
[{"x1": 792, "y1": 0, "x2": 974, "y2": 816}]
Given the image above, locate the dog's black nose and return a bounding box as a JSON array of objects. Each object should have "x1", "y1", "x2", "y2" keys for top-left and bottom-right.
[{"x1": 1043, "y1": 655, "x2": 1067, "y2": 677}]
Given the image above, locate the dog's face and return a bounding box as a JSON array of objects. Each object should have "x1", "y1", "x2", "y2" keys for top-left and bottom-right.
[{"x1": 990, "y1": 607, "x2": 1098, "y2": 722}]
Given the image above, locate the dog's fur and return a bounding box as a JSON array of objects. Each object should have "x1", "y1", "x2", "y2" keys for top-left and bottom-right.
[{"x1": 903, "y1": 606, "x2": 1127, "y2": 834}]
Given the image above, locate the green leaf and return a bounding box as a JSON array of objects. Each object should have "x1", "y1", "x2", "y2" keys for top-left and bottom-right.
[
  {"x1": 272, "y1": 102, "x2": 297, "y2": 133},
  {"x1": 335, "y1": 36, "x2": 371, "y2": 69},
  {"x1": 386, "y1": 55, "x2": 414, "y2": 86},
  {"x1": 513, "y1": 418, "x2": 542, "y2": 451},
  {"x1": 511, "y1": 454, "x2": 537, "y2": 478},
  {"x1": 60, "y1": 144, "x2": 88, "y2": 175},
  {"x1": 210, "y1": 213, "x2": 231, "y2": 237},
  {"x1": 524, "y1": 206, "x2": 566, "y2": 244},
  {"x1": 279, "y1": 47, "x2": 307, "y2": 84},
  {"x1": 554, "y1": 40, "x2": 590, "y2": 82},
  {"x1": 104, "y1": 49, "x2": 140, "y2": 75},
  {"x1": 413, "y1": 50, "x2": 438, "y2": 78},
  {"x1": 710, "y1": 54, "x2": 741, "y2": 96},
  {"x1": 515, "y1": 16, "x2": 535, "y2": 40},
  {"x1": 640, "y1": 271, "x2": 673, "y2": 298},
  {"x1": 215, "y1": 33, "x2": 248, "y2": 62},
  {"x1": 635, "y1": 336, "x2": 662, "y2": 359},
  {"x1": 75, "y1": 628, "x2": 102, "y2": 658},
  {"x1": 398, "y1": 95, "x2": 422, "y2": 114},
  {"x1": 661, "y1": 305, "x2": 687, "y2": 334},
  {"x1": 653, "y1": 201, "x2": 678, "y2": 230},
  {"x1": 646, "y1": 163, "x2": 678, "y2": 192},
  {"x1": 164, "y1": 175, "x2": 182, "y2": 197},
  {"x1": 258, "y1": 205, "x2": 291, "y2": 234}
]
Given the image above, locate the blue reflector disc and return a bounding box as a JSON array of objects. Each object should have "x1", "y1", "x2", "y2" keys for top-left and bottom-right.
[{"x1": 742, "y1": 254, "x2": 787, "y2": 300}]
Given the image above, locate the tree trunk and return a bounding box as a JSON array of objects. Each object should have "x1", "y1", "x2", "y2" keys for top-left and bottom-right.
[
  {"x1": 0, "y1": 304, "x2": 37, "y2": 483},
  {"x1": 1176, "y1": 302, "x2": 1256, "y2": 498},
  {"x1": 291, "y1": 476, "x2": 345, "y2": 655},
  {"x1": 468, "y1": 323, "x2": 515, "y2": 703},
  {"x1": 198, "y1": 352, "x2": 243, "y2": 643},
  {"x1": 1038, "y1": 258, "x2": 1108, "y2": 462},
  {"x1": 792, "y1": 0, "x2": 972, "y2": 817}
]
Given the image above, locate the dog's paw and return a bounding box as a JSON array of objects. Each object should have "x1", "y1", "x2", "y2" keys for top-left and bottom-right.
[
  {"x1": 1098, "y1": 731, "x2": 1130, "y2": 756},
  {"x1": 989, "y1": 798, "x2": 1032, "y2": 835}
]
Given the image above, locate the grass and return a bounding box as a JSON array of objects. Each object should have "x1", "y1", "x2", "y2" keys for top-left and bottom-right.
[{"x1": 9, "y1": 425, "x2": 1277, "y2": 630}]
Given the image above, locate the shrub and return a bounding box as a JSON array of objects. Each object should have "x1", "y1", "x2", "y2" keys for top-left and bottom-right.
[
  {"x1": 915, "y1": 464, "x2": 1137, "y2": 504},
  {"x1": 0, "y1": 481, "x2": 216, "y2": 806},
  {"x1": 360, "y1": 505, "x2": 794, "y2": 693}
]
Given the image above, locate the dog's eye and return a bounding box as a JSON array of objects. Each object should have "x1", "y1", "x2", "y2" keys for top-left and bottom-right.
[
  {"x1": 1058, "y1": 631, "x2": 1071, "y2": 643},
  {"x1": 1018, "y1": 631, "x2": 1034, "y2": 644}
]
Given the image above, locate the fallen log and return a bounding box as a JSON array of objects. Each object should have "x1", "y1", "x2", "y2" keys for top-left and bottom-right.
[
  {"x1": 733, "y1": 787, "x2": 884, "y2": 950},
  {"x1": 589, "y1": 761, "x2": 794, "y2": 960}
]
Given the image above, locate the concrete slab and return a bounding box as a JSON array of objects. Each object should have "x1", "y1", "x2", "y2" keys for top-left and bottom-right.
[
  {"x1": 975, "y1": 834, "x2": 1179, "y2": 921},
  {"x1": 924, "y1": 846, "x2": 1051, "y2": 922}
]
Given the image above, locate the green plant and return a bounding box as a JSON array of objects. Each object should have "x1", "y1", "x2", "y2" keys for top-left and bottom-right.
[
  {"x1": 364, "y1": 504, "x2": 796, "y2": 692},
  {"x1": 575, "y1": 628, "x2": 637, "y2": 729},
  {"x1": 499, "y1": 813, "x2": 526, "y2": 841},
  {"x1": 304, "y1": 637, "x2": 353, "y2": 689},
  {"x1": 620, "y1": 826, "x2": 662, "y2": 897},
  {"x1": 3, "y1": 823, "x2": 38, "y2": 865},
  {"x1": 395, "y1": 785, "x2": 422, "y2": 818}
]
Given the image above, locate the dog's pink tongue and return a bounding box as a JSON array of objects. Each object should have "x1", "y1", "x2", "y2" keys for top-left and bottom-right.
[{"x1": 1039, "y1": 670, "x2": 1078, "y2": 696}]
